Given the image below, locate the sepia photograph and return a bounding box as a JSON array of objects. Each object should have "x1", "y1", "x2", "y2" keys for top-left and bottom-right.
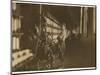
[{"x1": 12, "y1": 0, "x2": 96, "y2": 74}]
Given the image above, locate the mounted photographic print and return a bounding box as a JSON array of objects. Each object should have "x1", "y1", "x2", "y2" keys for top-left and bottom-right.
[{"x1": 12, "y1": 0, "x2": 96, "y2": 74}]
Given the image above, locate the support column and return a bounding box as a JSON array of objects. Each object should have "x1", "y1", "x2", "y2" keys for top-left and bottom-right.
[
  {"x1": 80, "y1": 7, "x2": 83, "y2": 34},
  {"x1": 83, "y1": 7, "x2": 88, "y2": 37},
  {"x1": 39, "y1": 4, "x2": 42, "y2": 35},
  {"x1": 93, "y1": 7, "x2": 96, "y2": 34}
]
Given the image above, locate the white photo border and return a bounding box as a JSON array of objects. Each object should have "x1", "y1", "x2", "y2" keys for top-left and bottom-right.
[{"x1": 11, "y1": 0, "x2": 96, "y2": 74}]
